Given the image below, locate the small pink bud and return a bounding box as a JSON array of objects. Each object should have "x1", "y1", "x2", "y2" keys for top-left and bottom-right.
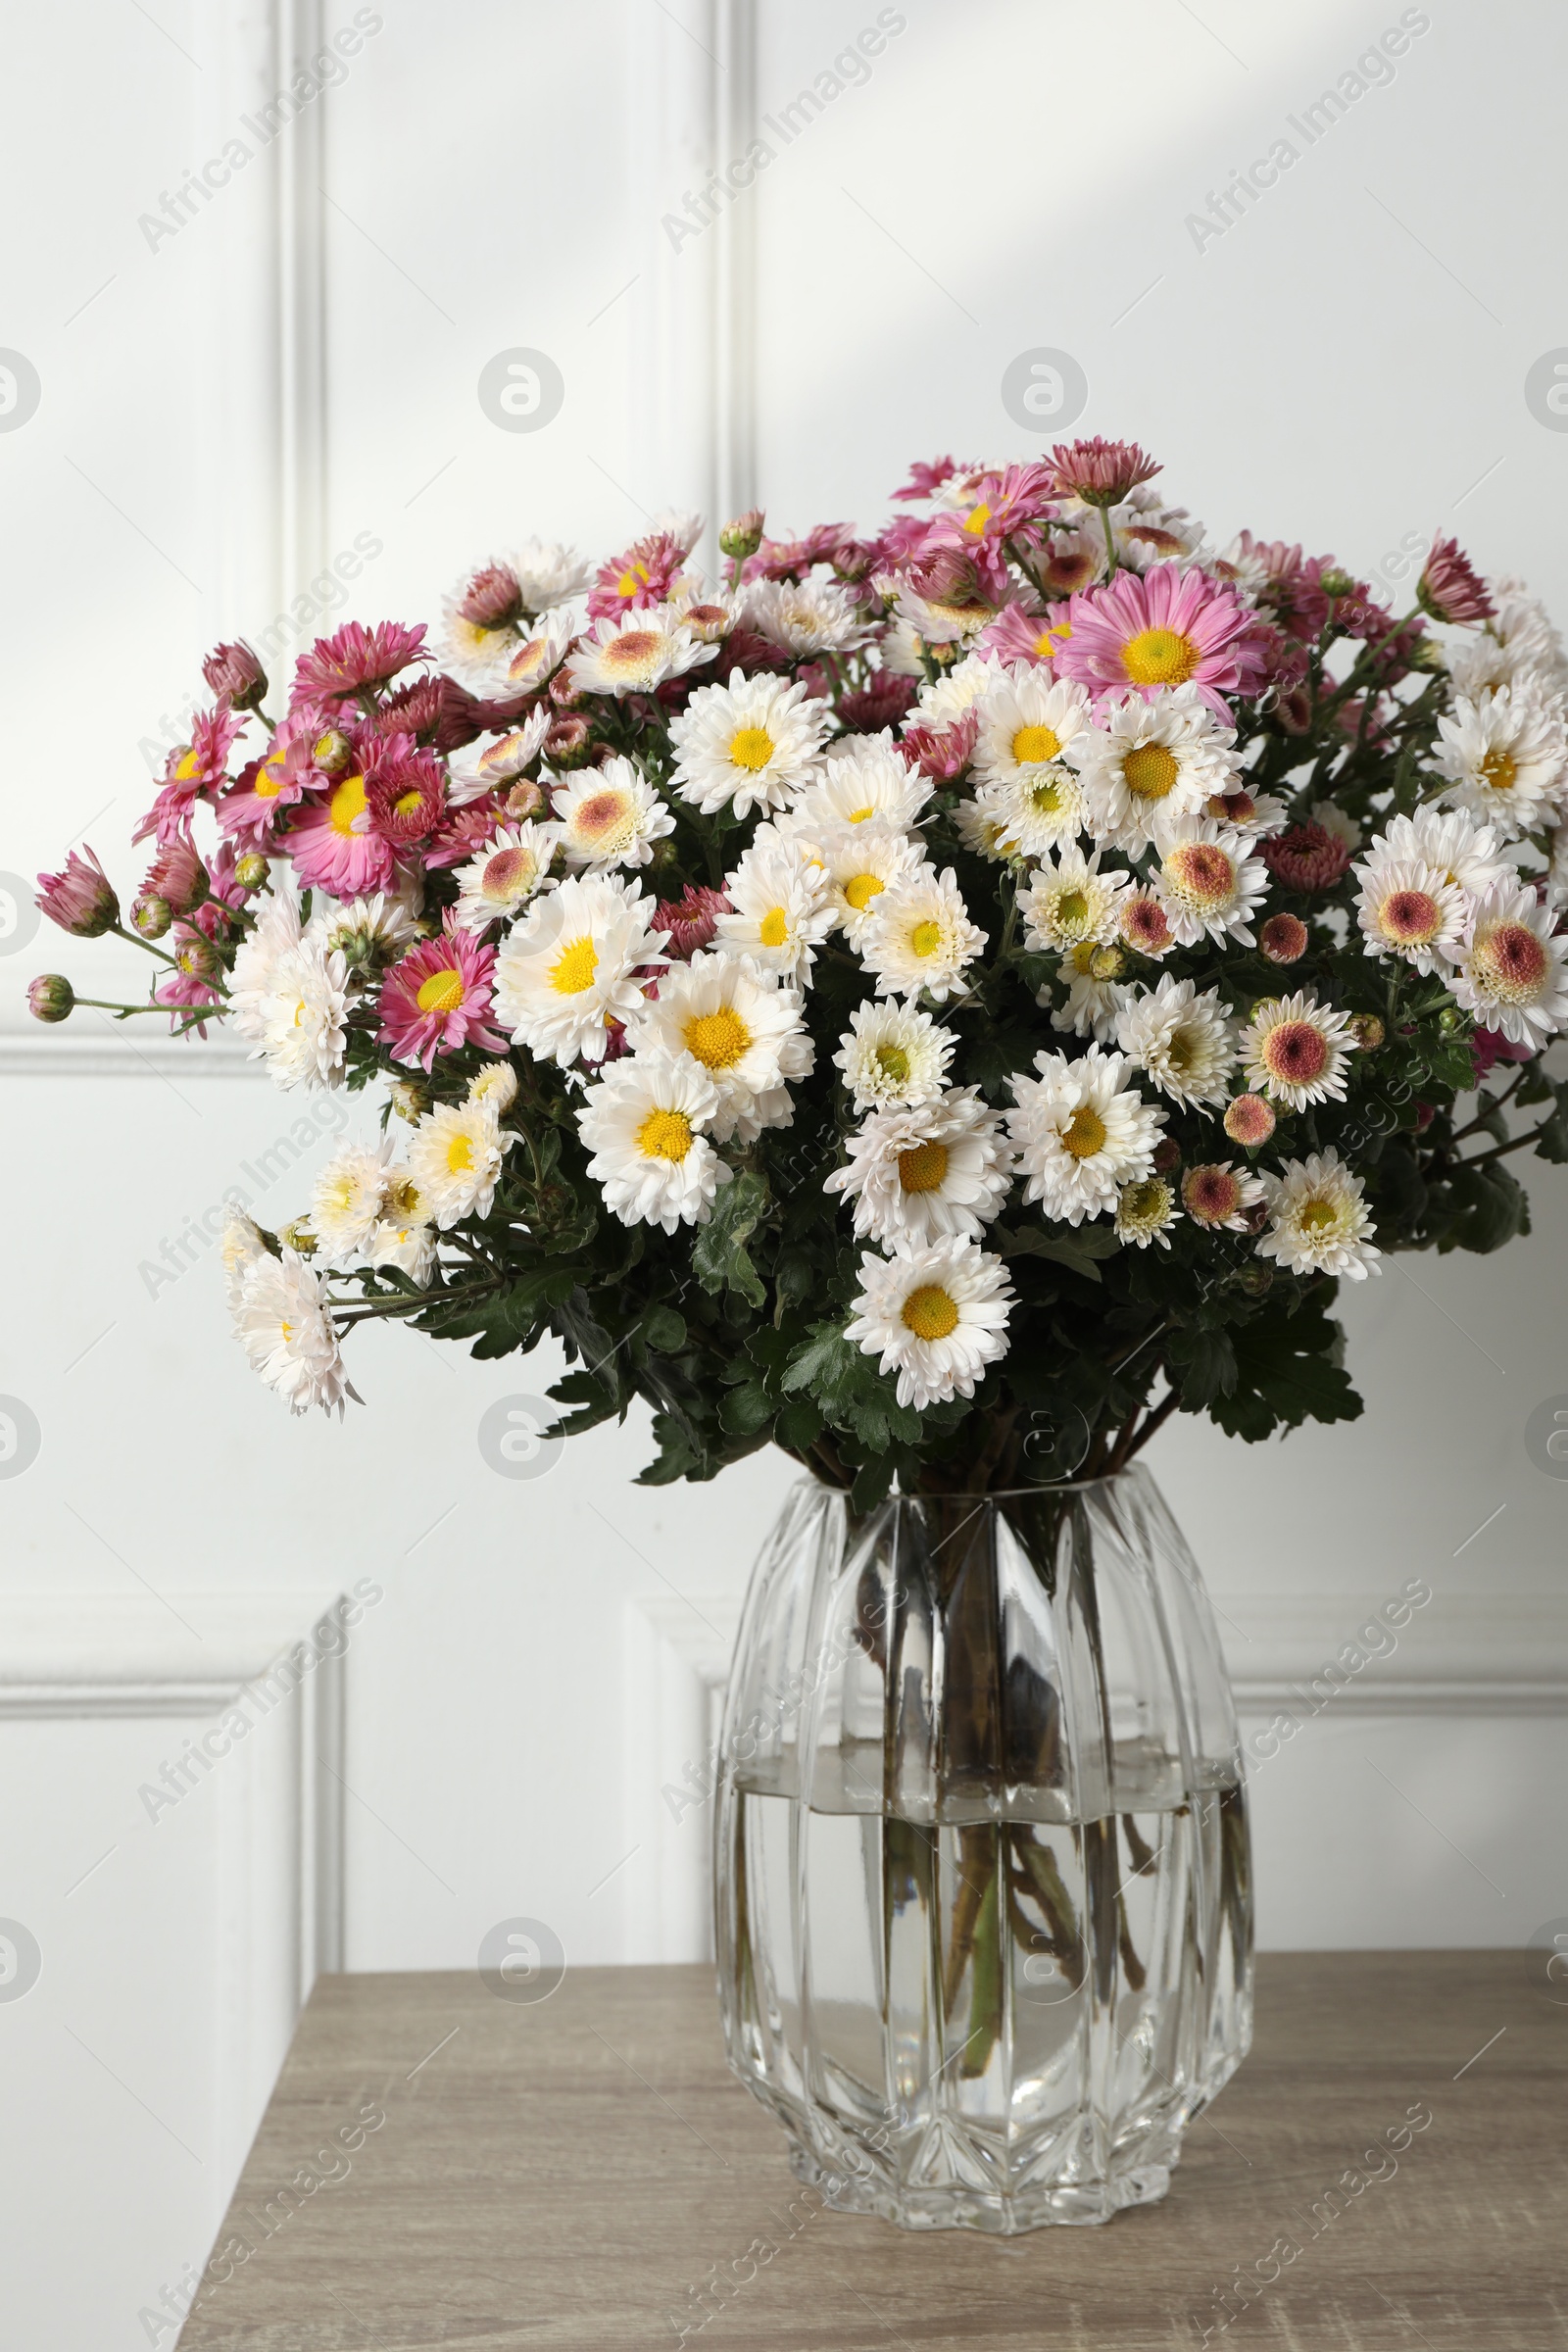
[{"x1": 27, "y1": 974, "x2": 74, "y2": 1022}]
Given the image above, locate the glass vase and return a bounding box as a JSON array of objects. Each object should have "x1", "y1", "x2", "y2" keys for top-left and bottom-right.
[{"x1": 713, "y1": 1469, "x2": 1252, "y2": 2232}]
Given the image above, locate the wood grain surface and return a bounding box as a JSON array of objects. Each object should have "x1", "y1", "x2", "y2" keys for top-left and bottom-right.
[{"x1": 174, "y1": 1952, "x2": 1567, "y2": 2351}]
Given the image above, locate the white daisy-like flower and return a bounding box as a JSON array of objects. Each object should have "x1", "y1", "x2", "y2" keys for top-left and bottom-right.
[
  {"x1": 651, "y1": 507, "x2": 705, "y2": 557},
  {"x1": 1448, "y1": 579, "x2": 1568, "y2": 703},
  {"x1": 468, "y1": 1060, "x2": 518, "y2": 1112},
  {"x1": 1204, "y1": 784, "x2": 1290, "y2": 837},
  {"x1": 552, "y1": 757, "x2": 674, "y2": 870},
  {"x1": 494, "y1": 872, "x2": 667, "y2": 1067},
  {"x1": 1376, "y1": 808, "x2": 1514, "y2": 902},
  {"x1": 1019, "y1": 846, "x2": 1130, "y2": 953},
  {"x1": 406, "y1": 1099, "x2": 512, "y2": 1227},
  {"x1": 235, "y1": 1250, "x2": 359, "y2": 1416},
  {"x1": 1256, "y1": 1150, "x2": 1381, "y2": 1283},
  {"x1": 1006, "y1": 1045, "x2": 1166, "y2": 1227},
  {"x1": 364, "y1": 1173, "x2": 437, "y2": 1284},
  {"x1": 879, "y1": 615, "x2": 927, "y2": 677},
  {"x1": 1448, "y1": 883, "x2": 1568, "y2": 1047},
  {"x1": 1550, "y1": 816, "x2": 1568, "y2": 907},
  {"x1": 1115, "y1": 974, "x2": 1236, "y2": 1106},
  {"x1": 808, "y1": 825, "x2": 928, "y2": 944},
  {"x1": 1212, "y1": 535, "x2": 1273, "y2": 601},
  {"x1": 1432, "y1": 685, "x2": 1568, "y2": 836},
  {"x1": 787, "y1": 733, "x2": 932, "y2": 834},
  {"x1": 1050, "y1": 943, "x2": 1134, "y2": 1044},
  {"x1": 712, "y1": 834, "x2": 835, "y2": 980},
  {"x1": 953, "y1": 797, "x2": 1012, "y2": 861},
  {"x1": 972, "y1": 668, "x2": 1093, "y2": 789},
  {"x1": 977, "y1": 764, "x2": 1090, "y2": 860},
  {"x1": 565, "y1": 606, "x2": 715, "y2": 699},
  {"x1": 844, "y1": 1236, "x2": 1014, "y2": 1411},
  {"x1": 1351, "y1": 852, "x2": 1467, "y2": 974},
  {"x1": 625, "y1": 952, "x2": 813, "y2": 1143},
  {"x1": 228, "y1": 890, "x2": 305, "y2": 1043},
  {"x1": 833, "y1": 1001, "x2": 956, "y2": 1112},
  {"x1": 436, "y1": 562, "x2": 530, "y2": 695},
  {"x1": 1308, "y1": 799, "x2": 1362, "y2": 856},
  {"x1": 1066, "y1": 686, "x2": 1242, "y2": 851},
  {"x1": 1115, "y1": 1175, "x2": 1177, "y2": 1250},
  {"x1": 1241, "y1": 991, "x2": 1358, "y2": 1109},
  {"x1": 576, "y1": 1054, "x2": 730, "y2": 1233},
  {"x1": 448, "y1": 709, "x2": 554, "y2": 806},
  {"x1": 859, "y1": 866, "x2": 988, "y2": 1003},
  {"x1": 221, "y1": 1205, "x2": 269, "y2": 1310},
  {"x1": 312, "y1": 1139, "x2": 393, "y2": 1267},
  {"x1": 1110, "y1": 498, "x2": 1205, "y2": 573},
  {"x1": 256, "y1": 938, "x2": 351, "y2": 1091},
  {"x1": 668, "y1": 670, "x2": 831, "y2": 818},
  {"x1": 1153, "y1": 820, "x2": 1270, "y2": 948},
  {"x1": 744, "y1": 576, "x2": 868, "y2": 656},
  {"x1": 891, "y1": 583, "x2": 998, "y2": 648},
  {"x1": 1181, "y1": 1160, "x2": 1266, "y2": 1233},
  {"x1": 909, "y1": 653, "x2": 1001, "y2": 732},
  {"x1": 1117, "y1": 887, "x2": 1178, "y2": 962},
  {"x1": 824, "y1": 1087, "x2": 1014, "y2": 1249},
  {"x1": 317, "y1": 893, "x2": 423, "y2": 962},
  {"x1": 499, "y1": 608, "x2": 579, "y2": 700},
  {"x1": 512, "y1": 540, "x2": 592, "y2": 613},
  {"x1": 451, "y1": 823, "x2": 561, "y2": 935}
]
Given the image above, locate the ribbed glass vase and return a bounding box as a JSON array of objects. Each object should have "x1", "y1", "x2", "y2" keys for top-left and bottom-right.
[{"x1": 714, "y1": 1469, "x2": 1251, "y2": 2232}]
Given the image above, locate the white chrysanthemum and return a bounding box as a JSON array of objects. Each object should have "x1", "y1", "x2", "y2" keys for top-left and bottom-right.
[
  {"x1": 744, "y1": 576, "x2": 868, "y2": 656},
  {"x1": 859, "y1": 866, "x2": 987, "y2": 1003},
  {"x1": 551, "y1": 757, "x2": 674, "y2": 870},
  {"x1": 1308, "y1": 799, "x2": 1361, "y2": 855},
  {"x1": 1066, "y1": 686, "x2": 1242, "y2": 851},
  {"x1": 364, "y1": 1173, "x2": 437, "y2": 1285},
  {"x1": 796, "y1": 824, "x2": 925, "y2": 946},
  {"x1": 712, "y1": 835, "x2": 835, "y2": 979},
  {"x1": 667, "y1": 670, "x2": 831, "y2": 817},
  {"x1": 448, "y1": 709, "x2": 554, "y2": 806},
  {"x1": 953, "y1": 797, "x2": 1011, "y2": 861},
  {"x1": 1256, "y1": 1150, "x2": 1381, "y2": 1283},
  {"x1": 1449, "y1": 884, "x2": 1568, "y2": 1047},
  {"x1": 1448, "y1": 579, "x2": 1568, "y2": 703},
  {"x1": 1351, "y1": 853, "x2": 1467, "y2": 974},
  {"x1": 235, "y1": 1250, "x2": 359, "y2": 1416},
  {"x1": 318, "y1": 893, "x2": 423, "y2": 961},
  {"x1": 312, "y1": 1140, "x2": 394, "y2": 1267},
  {"x1": 651, "y1": 507, "x2": 705, "y2": 556},
  {"x1": 844, "y1": 1236, "x2": 1014, "y2": 1411},
  {"x1": 1550, "y1": 816, "x2": 1568, "y2": 908},
  {"x1": 788, "y1": 734, "x2": 932, "y2": 833},
  {"x1": 512, "y1": 540, "x2": 592, "y2": 613},
  {"x1": 501, "y1": 609, "x2": 580, "y2": 699},
  {"x1": 468, "y1": 1060, "x2": 518, "y2": 1112},
  {"x1": 909, "y1": 652, "x2": 1000, "y2": 731},
  {"x1": 1208, "y1": 785, "x2": 1289, "y2": 837},
  {"x1": 625, "y1": 952, "x2": 813, "y2": 1143},
  {"x1": 1154, "y1": 820, "x2": 1270, "y2": 948},
  {"x1": 1019, "y1": 846, "x2": 1130, "y2": 952},
  {"x1": 221, "y1": 1205, "x2": 269, "y2": 1310},
  {"x1": 257, "y1": 938, "x2": 351, "y2": 1091},
  {"x1": 1050, "y1": 943, "x2": 1133, "y2": 1044},
  {"x1": 1115, "y1": 1176, "x2": 1177, "y2": 1250},
  {"x1": 494, "y1": 873, "x2": 666, "y2": 1067},
  {"x1": 1432, "y1": 685, "x2": 1568, "y2": 836},
  {"x1": 228, "y1": 890, "x2": 304, "y2": 1043},
  {"x1": 1241, "y1": 991, "x2": 1358, "y2": 1109},
  {"x1": 824, "y1": 1087, "x2": 1014, "y2": 1249},
  {"x1": 1110, "y1": 498, "x2": 1205, "y2": 573},
  {"x1": 1181, "y1": 1159, "x2": 1266, "y2": 1233},
  {"x1": 833, "y1": 1001, "x2": 956, "y2": 1112},
  {"x1": 972, "y1": 668, "x2": 1093, "y2": 789},
  {"x1": 451, "y1": 823, "x2": 561, "y2": 935},
  {"x1": 1213, "y1": 535, "x2": 1273, "y2": 601},
  {"x1": 406, "y1": 1099, "x2": 512, "y2": 1227},
  {"x1": 1117, "y1": 887, "x2": 1177, "y2": 961},
  {"x1": 1115, "y1": 974, "x2": 1236, "y2": 1106},
  {"x1": 1376, "y1": 808, "x2": 1513, "y2": 902},
  {"x1": 565, "y1": 606, "x2": 715, "y2": 698},
  {"x1": 892, "y1": 583, "x2": 998, "y2": 647},
  {"x1": 972, "y1": 766, "x2": 1088, "y2": 860},
  {"x1": 576, "y1": 1054, "x2": 730, "y2": 1233},
  {"x1": 1006, "y1": 1046, "x2": 1166, "y2": 1227}
]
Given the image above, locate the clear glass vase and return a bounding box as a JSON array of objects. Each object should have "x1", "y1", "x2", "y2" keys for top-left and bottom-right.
[{"x1": 714, "y1": 1469, "x2": 1252, "y2": 2232}]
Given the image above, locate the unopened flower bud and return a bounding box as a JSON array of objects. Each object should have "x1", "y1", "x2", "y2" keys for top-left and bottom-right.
[
  {"x1": 1236, "y1": 1262, "x2": 1274, "y2": 1298},
  {"x1": 504, "y1": 779, "x2": 545, "y2": 819},
  {"x1": 1414, "y1": 1099, "x2": 1436, "y2": 1132},
  {"x1": 233, "y1": 852, "x2": 270, "y2": 891},
  {"x1": 389, "y1": 1076, "x2": 428, "y2": 1123},
  {"x1": 1152, "y1": 1136, "x2": 1182, "y2": 1176},
  {"x1": 719, "y1": 509, "x2": 765, "y2": 561},
  {"x1": 1089, "y1": 944, "x2": 1127, "y2": 982},
  {"x1": 174, "y1": 933, "x2": 219, "y2": 980},
  {"x1": 544, "y1": 714, "x2": 594, "y2": 768},
  {"x1": 1438, "y1": 1004, "x2": 1465, "y2": 1034},
  {"x1": 549, "y1": 666, "x2": 586, "y2": 711},
  {"x1": 202, "y1": 639, "x2": 268, "y2": 709},
  {"x1": 1319, "y1": 567, "x2": 1356, "y2": 600},
  {"x1": 1408, "y1": 636, "x2": 1448, "y2": 674},
  {"x1": 1259, "y1": 912, "x2": 1308, "y2": 965},
  {"x1": 35, "y1": 847, "x2": 119, "y2": 939},
  {"x1": 456, "y1": 564, "x2": 523, "y2": 629},
  {"x1": 132, "y1": 894, "x2": 172, "y2": 940},
  {"x1": 278, "y1": 1218, "x2": 318, "y2": 1256},
  {"x1": 1349, "y1": 1012, "x2": 1385, "y2": 1051},
  {"x1": 27, "y1": 973, "x2": 74, "y2": 1022},
  {"x1": 1224, "y1": 1094, "x2": 1276, "y2": 1149},
  {"x1": 648, "y1": 836, "x2": 680, "y2": 874},
  {"x1": 468, "y1": 1061, "x2": 519, "y2": 1113},
  {"x1": 313, "y1": 729, "x2": 352, "y2": 774}
]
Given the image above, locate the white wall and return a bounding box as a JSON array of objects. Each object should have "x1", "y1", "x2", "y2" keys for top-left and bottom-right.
[{"x1": 1, "y1": 2, "x2": 1566, "y2": 2342}]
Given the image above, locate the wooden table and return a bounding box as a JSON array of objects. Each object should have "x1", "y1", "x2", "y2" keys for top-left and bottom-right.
[{"x1": 176, "y1": 1953, "x2": 1567, "y2": 2350}]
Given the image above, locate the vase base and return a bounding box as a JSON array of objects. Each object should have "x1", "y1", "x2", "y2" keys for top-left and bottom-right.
[{"x1": 787, "y1": 2141, "x2": 1173, "y2": 2234}]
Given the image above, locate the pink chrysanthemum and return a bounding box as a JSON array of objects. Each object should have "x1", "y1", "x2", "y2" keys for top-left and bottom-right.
[
  {"x1": 1050, "y1": 437, "x2": 1161, "y2": 509},
  {"x1": 36, "y1": 846, "x2": 119, "y2": 938},
  {"x1": 1054, "y1": 564, "x2": 1262, "y2": 720},
  {"x1": 294, "y1": 620, "x2": 427, "y2": 699},
  {"x1": 376, "y1": 925, "x2": 508, "y2": 1071},
  {"x1": 1419, "y1": 535, "x2": 1494, "y2": 628},
  {"x1": 838, "y1": 673, "x2": 917, "y2": 732},
  {"x1": 977, "y1": 602, "x2": 1065, "y2": 669},
  {"x1": 587, "y1": 532, "x2": 687, "y2": 620},
  {"x1": 135, "y1": 706, "x2": 247, "y2": 846},
  {"x1": 202, "y1": 639, "x2": 267, "y2": 707},
  {"x1": 653, "y1": 883, "x2": 731, "y2": 960},
  {"x1": 365, "y1": 733, "x2": 447, "y2": 848},
  {"x1": 1261, "y1": 822, "x2": 1352, "y2": 895},
  {"x1": 1470, "y1": 1024, "x2": 1535, "y2": 1081},
  {"x1": 285, "y1": 763, "x2": 397, "y2": 898},
  {"x1": 891, "y1": 456, "x2": 971, "y2": 503},
  {"x1": 138, "y1": 835, "x2": 207, "y2": 916},
  {"x1": 903, "y1": 709, "x2": 978, "y2": 783},
  {"x1": 220, "y1": 716, "x2": 330, "y2": 846}
]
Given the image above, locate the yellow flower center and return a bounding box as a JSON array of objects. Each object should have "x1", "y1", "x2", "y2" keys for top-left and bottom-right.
[
  {"x1": 909, "y1": 919, "x2": 943, "y2": 957},
  {"x1": 1012, "y1": 723, "x2": 1061, "y2": 764},
  {"x1": 1479, "y1": 749, "x2": 1518, "y2": 794},
  {"x1": 1029, "y1": 778, "x2": 1064, "y2": 815},
  {"x1": 1055, "y1": 890, "x2": 1089, "y2": 931},
  {"x1": 386, "y1": 1177, "x2": 423, "y2": 1218},
  {"x1": 637, "y1": 1107, "x2": 693, "y2": 1161},
  {"x1": 1121, "y1": 743, "x2": 1181, "y2": 801},
  {"x1": 684, "y1": 1006, "x2": 752, "y2": 1069},
  {"x1": 617, "y1": 560, "x2": 652, "y2": 598},
  {"x1": 416, "y1": 967, "x2": 466, "y2": 1014},
  {"x1": 1122, "y1": 627, "x2": 1200, "y2": 686},
  {"x1": 875, "y1": 1044, "x2": 910, "y2": 1083},
  {"x1": 901, "y1": 1284, "x2": 959, "y2": 1341},
  {"x1": 327, "y1": 773, "x2": 368, "y2": 836},
  {"x1": 963, "y1": 501, "x2": 992, "y2": 536},
  {"x1": 1298, "y1": 1197, "x2": 1338, "y2": 1234},
  {"x1": 847, "y1": 804, "x2": 875, "y2": 822},
  {"x1": 1061, "y1": 1103, "x2": 1107, "y2": 1159},
  {"x1": 729, "y1": 726, "x2": 775, "y2": 771},
  {"x1": 256, "y1": 758, "x2": 286, "y2": 800},
  {"x1": 574, "y1": 790, "x2": 628, "y2": 842},
  {"x1": 758, "y1": 907, "x2": 789, "y2": 949},
  {"x1": 844, "y1": 872, "x2": 883, "y2": 911},
  {"x1": 898, "y1": 1141, "x2": 949, "y2": 1195},
  {"x1": 446, "y1": 1135, "x2": 474, "y2": 1174},
  {"x1": 550, "y1": 936, "x2": 599, "y2": 995},
  {"x1": 604, "y1": 629, "x2": 662, "y2": 670},
  {"x1": 509, "y1": 638, "x2": 549, "y2": 684},
  {"x1": 394, "y1": 787, "x2": 425, "y2": 819},
  {"x1": 174, "y1": 748, "x2": 201, "y2": 781}
]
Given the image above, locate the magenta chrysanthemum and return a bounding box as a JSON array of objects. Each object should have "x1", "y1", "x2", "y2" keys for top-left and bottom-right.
[
  {"x1": 1419, "y1": 534, "x2": 1494, "y2": 627},
  {"x1": 1050, "y1": 436, "x2": 1161, "y2": 508},
  {"x1": 294, "y1": 620, "x2": 427, "y2": 699},
  {"x1": 1262, "y1": 822, "x2": 1352, "y2": 895},
  {"x1": 285, "y1": 765, "x2": 397, "y2": 899},
  {"x1": 376, "y1": 925, "x2": 507, "y2": 1071},
  {"x1": 1054, "y1": 564, "x2": 1262, "y2": 719}
]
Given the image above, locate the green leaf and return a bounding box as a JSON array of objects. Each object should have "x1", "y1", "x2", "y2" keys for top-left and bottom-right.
[
  {"x1": 643, "y1": 1303, "x2": 688, "y2": 1352},
  {"x1": 996, "y1": 1220, "x2": 1119, "y2": 1284},
  {"x1": 775, "y1": 1396, "x2": 824, "y2": 1451},
  {"x1": 691, "y1": 1170, "x2": 769, "y2": 1308},
  {"x1": 719, "y1": 1380, "x2": 775, "y2": 1438},
  {"x1": 1167, "y1": 1323, "x2": 1237, "y2": 1407}
]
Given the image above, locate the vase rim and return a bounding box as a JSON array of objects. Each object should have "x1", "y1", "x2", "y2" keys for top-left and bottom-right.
[{"x1": 802, "y1": 1469, "x2": 1146, "y2": 1500}]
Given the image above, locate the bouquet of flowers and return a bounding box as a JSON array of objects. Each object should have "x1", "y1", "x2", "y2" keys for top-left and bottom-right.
[{"x1": 32, "y1": 439, "x2": 1568, "y2": 1504}]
